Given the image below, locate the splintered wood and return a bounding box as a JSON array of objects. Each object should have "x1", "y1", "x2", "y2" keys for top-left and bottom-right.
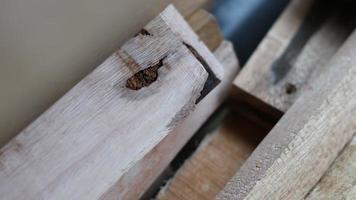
[
  {"x1": 0, "y1": 5, "x2": 224, "y2": 200},
  {"x1": 218, "y1": 30, "x2": 356, "y2": 200}
]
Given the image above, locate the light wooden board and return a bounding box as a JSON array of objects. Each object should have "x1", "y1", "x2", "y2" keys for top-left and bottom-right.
[
  {"x1": 101, "y1": 41, "x2": 238, "y2": 200},
  {"x1": 102, "y1": 41, "x2": 238, "y2": 200},
  {"x1": 156, "y1": 110, "x2": 273, "y2": 200},
  {"x1": 305, "y1": 134, "x2": 356, "y2": 200},
  {"x1": 256, "y1": 12, "x2": 353, "y2": 111},
  {"x1": 217, "y1": 29, "x2": 356, "y2": 200},
  {"x1": 235, "y1": 0, "x2": 356, "y2": 112},
  {"x1": 234, "y1": 0, "x2": 317, "y2": 112},
  {"x1": 99, "y1": 9, "x2": 239, "y2": 200},
  {"x1": 0, "y1": 5, "x2": 224, "y2": 200}
]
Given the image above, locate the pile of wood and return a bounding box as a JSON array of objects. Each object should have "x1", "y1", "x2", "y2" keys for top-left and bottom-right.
[{"x1": 0, "y1": 0, "x2": 355, "y2": 199}]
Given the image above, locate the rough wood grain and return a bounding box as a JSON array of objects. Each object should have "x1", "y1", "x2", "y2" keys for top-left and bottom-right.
[
  {"x1": 258, "y1": 12, "x2": 353, "y2": 111},
  {"x1": 0, "y1": 5, "x2": 224, "y2": 200},
  {"x1": 101, "y1": 41, "x2": 238, "y2": 200},
  {"x1": 98, "y1": 8, "x2": 236, "y2": 200},
  {"x1": 156, "y1": 109, "x2": 273, "y2": 200},
  {"x1": 217, "y1": 30, "x2": 356, "y2": 200},
  {"x1": 235, "y1": 0, "x2": 356, "y2": 112},
  {"x1": 305, "y1": 134, "x2": 356, "y2": 200},
  {"x1": 234, "y1": 0, "x2": 317, "y2": 112}
]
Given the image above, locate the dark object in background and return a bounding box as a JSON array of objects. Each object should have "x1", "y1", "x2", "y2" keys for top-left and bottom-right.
[{"x1": 213, "y1": 0, "x2": 290, "y2": 65}]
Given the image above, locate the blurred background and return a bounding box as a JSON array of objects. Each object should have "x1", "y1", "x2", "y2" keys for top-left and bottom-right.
[{"x1": 213, "y1": 0, "x2": 289, "y2": 64}]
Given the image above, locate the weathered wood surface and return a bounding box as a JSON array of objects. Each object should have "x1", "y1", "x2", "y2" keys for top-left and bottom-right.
[
  {"x1": 102, "y1": 39, "x2": 238, "y2": 199},
  {"x1": 156, "y1": 109, "x2": 273, "y2": 200},
  {"x1": 252, "y1": 11, "x2": 354, "y2": 111},
  {"x1": 234, "y1": 0, "x2": 320, "y2": 112},
  {"x1": 99, "y1": 9, "x2": 239, "y2": 200},
  {"x1": 0, "y1": 5, "x2": 224, "y2": 200},
  {"x1": 217, "y1": 30, "x2": 356, "y2": 200},
  {"x1": 306, "y1": 134, "x2": 356, "y2": 200}
]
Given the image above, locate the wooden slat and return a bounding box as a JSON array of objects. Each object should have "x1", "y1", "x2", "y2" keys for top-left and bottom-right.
[
  {"x1": 305, "y1": 135, "x2": 356, "y2": 200},
  {"x1": 156, "y1": 110, "x2": 273, "y2": 200},
  {"x1": 99, "y1": 9, "x2": 239, "y2": 200},
  {"x1": 0, "y1": 5, "x2": 224, "y2": 200},
  {"x1": 101, "y1": 41, "x2": 238, "y2": 200},
  {"x1": 236, "y1": 0, "x2": 356, "y2": 112},
  {"x1": 217, "y1": 29, "x2": 356, "y2": 200},
  {"x1": 234, "y1": 0, "x2": 317, "y2": 112}
]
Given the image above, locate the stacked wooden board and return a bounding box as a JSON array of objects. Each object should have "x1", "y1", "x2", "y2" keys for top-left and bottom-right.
[
  {"x1": 0, "y1": 0, "x2": 355, "y2": 199},
  {"x1": 157, "y1": 0, "x2": 356, "y2": 199}
]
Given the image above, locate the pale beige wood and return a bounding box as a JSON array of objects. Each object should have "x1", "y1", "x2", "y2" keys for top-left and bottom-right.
[
  {"x1": 93, "y1": 9, "x2": 234, "y2": 200},
  {"x1": 305, "y1": 134, "x2": 356, "y2": 200},
  {"x1": 0, "y1": 5, "x2": 223, "y2": 200},
  {"x1": 217, "y1": 30, "x2": 356, "y2": 200},
  {"x1": 234, "y1": 0, "x2": 316, "y2": 112},
  {"x1": 156, "y1": 110, "x2": 272, "y2": 200},
  {"x1": 256, "y1": 14, "x2": 353, "y2": 111},
  {"x1": 101, "y1": 41, "x2": 238, "y2": 200}
]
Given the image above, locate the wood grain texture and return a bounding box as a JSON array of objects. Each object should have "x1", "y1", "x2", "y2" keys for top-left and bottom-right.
[
  {"x1": 217, "y1": 30, "x2": 356, "y2": 200},
  {"x1": 0, "y1": 5, "x2": 224, "y2": 200},
  {"x1": 234, "y1": 0, "x2": 317, "y2": 112},
  {"x1": 305, "y1": 134, "x2": 356, "y2": 200},
  {"x1": 156, "y1": 110, "x2": 272, "y2": 200},
  {"x1": 254, "y1": 13, "x2": 353, "y2": 111},
  {"x1": 101, "y1": 41, "x2": 238, "y2": 200},
  {"x1": 99, "y1": 8, "x2": 235, "y2": 200}
]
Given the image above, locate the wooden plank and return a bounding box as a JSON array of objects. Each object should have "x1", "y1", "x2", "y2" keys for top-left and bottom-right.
[
  {"x1": 305, "y1": 134, "x2": 356, "y2": 200},
  {"x1": 234, "y1": 0, "x2": 318, "y2": 112},
  {"x1": 0, "y1": 5, "x2": 224, "y2": 200},
  {"x1": 217, "y1": 29, "x2": 356, "y2": 200},
  {"x1": 99, "y1": 9, "x2": 238, "y2": 200},
  {"x1": 156, "y1": 109, "x2": 273, "y2": 200},
  {"x1": 101, "y1": 41, "x2": 238, "y2": 200},
  {"x1": 267, "y1": 11, "x2": 354, "y2": 110}
]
